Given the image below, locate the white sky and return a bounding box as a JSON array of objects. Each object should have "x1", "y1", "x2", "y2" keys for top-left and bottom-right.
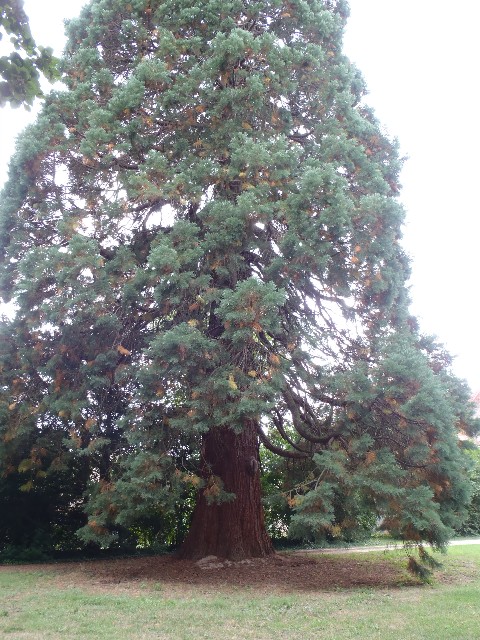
[{"x1": 1, "y1": 0, "x2": 479, "y2": 392}]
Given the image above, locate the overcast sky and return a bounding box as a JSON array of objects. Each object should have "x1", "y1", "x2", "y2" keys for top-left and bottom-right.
[{"x1": 1, "y1": 0, "x2": 479, "y2": 392}]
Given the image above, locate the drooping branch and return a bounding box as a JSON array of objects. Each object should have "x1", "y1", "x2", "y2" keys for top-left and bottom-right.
[
  {"x1": 271, "y1": 409, "x2": 311, "y2": 454},
  {"x1": 256, "y1": 423, "x2": 309, "y2": 459},
  {"x1": 283, "y1": 387, "x2": 340, "y2": 445}
]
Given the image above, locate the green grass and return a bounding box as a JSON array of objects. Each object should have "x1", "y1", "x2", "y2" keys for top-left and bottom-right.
[{"x1": 1, "y1": 546, "x2": 479, "y2": 639}]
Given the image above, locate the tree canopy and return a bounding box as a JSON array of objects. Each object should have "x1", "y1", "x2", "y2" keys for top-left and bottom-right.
[
  {"x1": 0, "y1": 0, "x2": 477, "y2": 572},
  {"x1": 0, "y1": 0, "x2": 57, "y2": 107}
]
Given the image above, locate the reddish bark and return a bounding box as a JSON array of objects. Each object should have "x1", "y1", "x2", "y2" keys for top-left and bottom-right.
[{"x1": 178, "y1": 422, "x2": 274, "y2": 560}]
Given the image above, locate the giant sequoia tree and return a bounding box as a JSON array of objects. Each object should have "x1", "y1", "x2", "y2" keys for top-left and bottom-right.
[{"x1": 0, "y1": 0, "x2": 476, "y2": 566}]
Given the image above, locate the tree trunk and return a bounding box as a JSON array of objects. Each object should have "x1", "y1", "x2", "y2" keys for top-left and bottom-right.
[{"x1": 178, "y1": 422, "x2": 274, "y2": 560}]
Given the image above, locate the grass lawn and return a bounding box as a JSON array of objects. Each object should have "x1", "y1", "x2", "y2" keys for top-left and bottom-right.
[{"x1": 1, "y1": 545, "x2": 479, "y2": 639}]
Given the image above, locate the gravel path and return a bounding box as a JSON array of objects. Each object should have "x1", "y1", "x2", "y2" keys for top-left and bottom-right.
[{"x1": 298, "y1": 538, "x2": 480, "y2": 554}]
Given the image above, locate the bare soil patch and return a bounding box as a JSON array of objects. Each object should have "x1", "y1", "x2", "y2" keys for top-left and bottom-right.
[{"x1": 0, "y1": 551, "x2": 419, "y2": 595}]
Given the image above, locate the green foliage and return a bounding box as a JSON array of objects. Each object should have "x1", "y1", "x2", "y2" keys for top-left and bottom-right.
[
  {"x1": 0, "y1": 0, "x2": 58, "y2": 107},
  {"x1": 0, "y1": 0, "x2": 477, "y2": 572},
  {"x1": 406, "y1": 545, "x2": 443, "y2": 583},
  {"x1": 455, "y1": 446, "x2": 480, "y2": 536}
]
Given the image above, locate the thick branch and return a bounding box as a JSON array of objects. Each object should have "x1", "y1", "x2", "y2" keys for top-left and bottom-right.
[
  {"x1": 272, "y1": 410, "x2": 311, "y2": 453},
  {"x1": 256, "y1": 424, "x2": 310, "y2": 459},
  {"x1": 283, "y1": 388, "x2": 340, "y2": 445}
]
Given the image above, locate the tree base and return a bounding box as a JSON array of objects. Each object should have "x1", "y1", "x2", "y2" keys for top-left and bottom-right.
[{"x1": 178, "y1": 423, "x2": 274, "y2": 561}]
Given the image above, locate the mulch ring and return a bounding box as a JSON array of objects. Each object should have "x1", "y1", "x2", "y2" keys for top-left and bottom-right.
[{"x1": 1, "y1": 551, "x2": 420, "y2": 594}]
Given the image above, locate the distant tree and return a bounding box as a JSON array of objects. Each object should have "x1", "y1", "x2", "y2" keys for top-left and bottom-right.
[
  {"x1": 0, "y1": 0, "x2": 477, "y2": 573},
  {"x1": 0, "y1": 0, "x2": 57, "y2": 107},
  {"x1": 455, "y1": 446, "x2": 480, "y2": 536}
]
